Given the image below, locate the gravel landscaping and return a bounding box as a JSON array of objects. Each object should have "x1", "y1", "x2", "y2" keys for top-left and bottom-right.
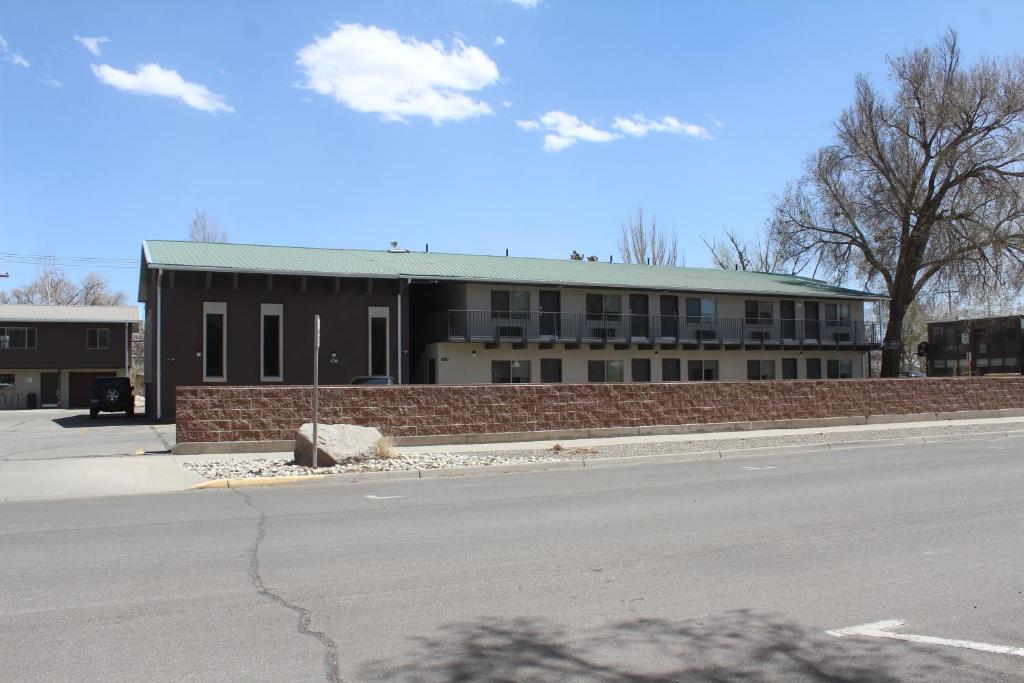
[{"x1": 182, "y1": 419, "x2": 1024, "y2": 481}]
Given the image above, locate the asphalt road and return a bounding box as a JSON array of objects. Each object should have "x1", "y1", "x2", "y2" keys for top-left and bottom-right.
[
  {"x1": 0, "y1": 408, "x2": 175, "y2": 461},
  {"x1": 2, "y1": 435, "x2": 1022, "y2": 681}
]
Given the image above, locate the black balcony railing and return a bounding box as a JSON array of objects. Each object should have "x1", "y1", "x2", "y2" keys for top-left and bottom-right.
[{"x1": 446, "y1": 310, "x2": 882, "y2": 347}]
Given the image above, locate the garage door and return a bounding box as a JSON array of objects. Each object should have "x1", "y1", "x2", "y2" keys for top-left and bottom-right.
[{"x1": 68, "y1": 372, "x2": 117, "y2": 408}]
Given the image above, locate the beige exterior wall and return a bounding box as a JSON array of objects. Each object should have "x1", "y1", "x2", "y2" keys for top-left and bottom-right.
[
  {"x1": 462, "y1": 282, "x2": 867, "y2": 321},
  {"x1": 423, "y1": 342, "x2": 866, "y2": 384},
  {"x1": 0, "y1": 367, "x2": 128, "y2": 410}
]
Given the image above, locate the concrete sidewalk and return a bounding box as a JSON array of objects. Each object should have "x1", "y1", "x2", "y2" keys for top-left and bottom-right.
[
  {"x1": 3, "y1": 415, "x2": 1024, "y2": 502},
  {"x1": 0, "y1": 455, "x2": 206, "y2": 502},
  {"x1": 396, "y1": 415, "x2": 1024, "y2": 454}
]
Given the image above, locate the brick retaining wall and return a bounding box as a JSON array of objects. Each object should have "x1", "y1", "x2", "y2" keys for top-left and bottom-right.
[{"x1": 175, "y1": 377, "x2": 1024, "y2": 444}]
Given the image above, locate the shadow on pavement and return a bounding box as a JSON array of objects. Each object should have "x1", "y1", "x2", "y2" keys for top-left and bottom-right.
[
  {"x1": 51, "y1": 414, "x2": 156, "y2": 429},
  {"x1": 361, "y1": 609, "x2": 962, "y2": 681}
]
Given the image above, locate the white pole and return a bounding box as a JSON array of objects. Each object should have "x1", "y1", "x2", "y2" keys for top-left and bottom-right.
[{"x1": 312, "y1": 314, "x2": 320, "y2": 469}]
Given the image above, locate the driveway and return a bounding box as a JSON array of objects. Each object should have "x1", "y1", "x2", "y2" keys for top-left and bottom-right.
[{"x1": 0, "y1": 408, "x2": 175, "y2": 462}]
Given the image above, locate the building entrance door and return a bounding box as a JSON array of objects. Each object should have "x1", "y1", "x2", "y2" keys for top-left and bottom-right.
[
  {"x1": 539, "y1": 290, "x2": 561, "y2": 337},
  {"x1": 41, "y1": 372, "x2": 59, "y2": 407}
]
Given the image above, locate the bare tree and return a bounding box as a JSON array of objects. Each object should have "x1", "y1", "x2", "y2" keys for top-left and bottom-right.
[
  {"x1": 772, "y1": 31, "x2": 1024, "y2": 376},
  {"x1": 188, "y1": 210, "x2": 228, "y2": 243},
  {"x1": 1, "y1": 262, "x2": 126, "y2": 305},
  {"x1": 618, "y1": 207, "x2": 680, "y2": 265},
  {"x1": 701, "y1": 226, "x2": 816, "y2": 275}
]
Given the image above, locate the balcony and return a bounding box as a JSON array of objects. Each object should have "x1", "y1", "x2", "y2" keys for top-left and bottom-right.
[{"x1": 445, "y1": 310, "x2": 882, "y2": 349}]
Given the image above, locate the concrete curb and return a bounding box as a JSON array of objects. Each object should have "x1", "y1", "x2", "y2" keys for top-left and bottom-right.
[{"x1": 184, "y1": 428, "x2": 1024, "y2": 492}]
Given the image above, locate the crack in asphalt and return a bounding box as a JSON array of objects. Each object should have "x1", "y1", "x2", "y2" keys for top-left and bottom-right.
[{"x1": 235, "y1": 490, "x2": 342, "y2": 683}]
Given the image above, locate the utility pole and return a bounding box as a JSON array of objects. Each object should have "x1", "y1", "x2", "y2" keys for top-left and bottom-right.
[{"x1": 312, "y1": 314, "x2": 320, "y2": 469}]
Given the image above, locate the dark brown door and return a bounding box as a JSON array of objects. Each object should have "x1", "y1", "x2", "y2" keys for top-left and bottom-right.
[
  {"x1": 40, "y1": 373, "x2": 59, "y2": 407},
  {"x1": 660, "y1": 295, "x2": 678, "y2": 338},
  {"x1": 805, "y1": 302, "x2": 820, "y2": 341},
  {"x1": 629, "y1": 294, "x2": 649, "y2": 338},
  {"x1": 780, "y1": 300, "x2": 796, "y2": 339},
  {"x1": 69, "y1": 372, "x2": 112, "y2": 408},
  {"x1": 539, "y1": 290, "x2": 560, "y2": 336}
]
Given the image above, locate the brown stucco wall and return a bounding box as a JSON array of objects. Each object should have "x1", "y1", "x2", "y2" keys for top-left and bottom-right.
[
  {"x1": 175, "y1": 376, "x2": 1024, "y2": 443},
  {"x1": 0, "y1": 320, "x2": 131, "y2": 370},
  {"x1": 145, "y1": 270, "x2": 409, "y2": 421}
]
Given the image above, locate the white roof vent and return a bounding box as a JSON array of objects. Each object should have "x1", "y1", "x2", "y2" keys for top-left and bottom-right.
[{"x1": 388, "y1": 240, "x2": 409, "y2": 253}]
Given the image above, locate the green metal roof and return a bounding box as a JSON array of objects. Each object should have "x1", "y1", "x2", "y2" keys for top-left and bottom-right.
[{"x1": 141, "y1": 240, "x2": 881, "y2": 300}]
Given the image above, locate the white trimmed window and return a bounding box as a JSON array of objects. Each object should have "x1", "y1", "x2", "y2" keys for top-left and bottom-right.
[
  {"x1": 368, "y1": 306, "x2": 390, "y2": 377},
  {"x1": 87, "y1": 328, "x2": 110, "y2": 349},
  {"x1": 260, "y1": 304, "x2": 283, "y2": 382},
  {"x1": 203, "y1": 302, "x2": 227, "y2": 382}
]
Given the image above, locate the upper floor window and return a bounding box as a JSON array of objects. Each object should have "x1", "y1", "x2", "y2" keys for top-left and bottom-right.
[
  {"x1": 745, "y1": 300, "x2": 773, "y2": 324},
  {"x1": 586, "y1": 294, "x2": 622, "y2": 321},
  {"x1": 87, "y1": 328, "x2": 110, "y2": 350},
  {"x1": 825, "y1": 303, "x2": 851, "y2": 324},
  {"x1": 203, "y1": 302, "x2": 227, "y2": 382},
  {"x1": 0, "y1": 327, "x2": 37, "y2": 350},
  {"x1": 685, "y1": 298, "x2": 716, "y2": 323},
  {"x1": 491, "y1": 290, "x2": 530, "y2": 318}
]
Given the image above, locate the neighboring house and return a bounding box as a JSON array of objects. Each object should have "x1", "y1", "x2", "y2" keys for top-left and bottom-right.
[
  {"x1": 139, "y1": 240, "x2": 883, "y2": 421},
  {"x1": 926, "y1": 315, "x2": 1024, "y2": 376},
  {"x1": 0, "y1": 304, "x2": 141, "y2": 410}
]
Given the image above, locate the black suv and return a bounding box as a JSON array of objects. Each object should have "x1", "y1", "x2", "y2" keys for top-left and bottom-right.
[{"x1": 89, "y1": 377, "x2": 135, "y2": 418}]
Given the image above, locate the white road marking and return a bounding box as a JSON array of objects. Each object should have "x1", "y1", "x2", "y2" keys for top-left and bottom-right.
[
  {"x1": 365, "y1": 495, "x2": 405, "y2": 500},
  {"x1": 827, "y1": 620, "x2": 1024, "y2": 658},
  {"x1": 742, "y1": 466, "x2": 777, "y2": 470}
]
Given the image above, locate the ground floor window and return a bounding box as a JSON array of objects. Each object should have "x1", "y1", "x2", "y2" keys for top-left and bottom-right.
[
  {"x1": 662, "y1": 358, "x2": 681, "y2": 382},
  {"x1": 540, "y1": 358, "x2": 562, "y2": 383},
  {"x1": 588, "y1": 359, "x2": 624, "y2": 382},
  {"x1": 806, "y1": 357, "x2": 822, "y2": 379},
  {"x1": 0, "y1": 373, "x2": 14, "y2": 386},
  {"x1": 747, "y1": 359, "x2": 776, "y2": 380},
  {"x1": 827, "y1": 359, "x2": 853, "y2": 378},
  {"x1": 687, "y1": 359, "x2": 719, "y2": 381},
  {"x1": 203, "y1": 302, "x2": 227, "y2": 381},
  {"x1": 631, "y1": 358, "x2": 651, "y2": 382},
  {"x1": 260, "y1": 303, "x2": 283, "y2": 381},
  {"x1": 492, "y1": 360, "x2": 531, "y2": 383},
  {"x1": 368, "y1": 307, "x2": 390, "y2": 377},
  {"x1": 782, "y1": 357, "x2": 798, "y2": 380}
]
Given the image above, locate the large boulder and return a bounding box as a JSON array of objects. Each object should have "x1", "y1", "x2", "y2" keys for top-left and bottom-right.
[{"x1": 293, "y1": 423, "x2": 383, "y2": 468}]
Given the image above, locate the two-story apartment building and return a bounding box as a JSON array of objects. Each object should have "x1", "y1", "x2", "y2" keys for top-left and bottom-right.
[
  {"x1": 926, "y1": 315, "x2": 1024, "y2": 376},
  {"x1": 0, "y1": 304, "x2": 141, "y2": 410},
  {"x1": 139, "y1": 240, "x2": 883, "y2": 420}
]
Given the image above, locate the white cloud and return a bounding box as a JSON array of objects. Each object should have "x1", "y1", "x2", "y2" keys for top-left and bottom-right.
[
  {"x1": 612, "y1": 114, "x2": 712, "y2": 139},
  {"x1": 39, "y1": 75, "x2": 63, "y2": 88},
  {"x1": 493, "y1": 35, "x2": 506, "y2": 46},
  {"x1": 73, "y1": 35, "x2": 109, "y2": 56},
  {"x1": 0, "y1": 35, "x2": 30, "y2": 68},
  {"x1": 507, "y1": 0, "x2": 541, "y2": 8},
  {"x1": 296, "y1": 23, "x2": 500, "y2": 124},
  {"x1": 516, "y1": 110, "x2": 620, "y2": 152},
  {"x1": 90, "y1": 63, "x2": 234, "y2": 114}
]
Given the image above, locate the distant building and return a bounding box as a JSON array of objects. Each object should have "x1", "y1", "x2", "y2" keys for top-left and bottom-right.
[
  {"x1": 0, "y1": 304, "x2": 141, "y2": 410},
  {"x1": 926, "y1": 315, "x2": 1024, "y2": 376}
]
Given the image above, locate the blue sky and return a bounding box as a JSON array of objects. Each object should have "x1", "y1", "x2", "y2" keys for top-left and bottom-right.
[{"x1": 2, "y1": 0, "x2": 1023, "y2": 300}]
